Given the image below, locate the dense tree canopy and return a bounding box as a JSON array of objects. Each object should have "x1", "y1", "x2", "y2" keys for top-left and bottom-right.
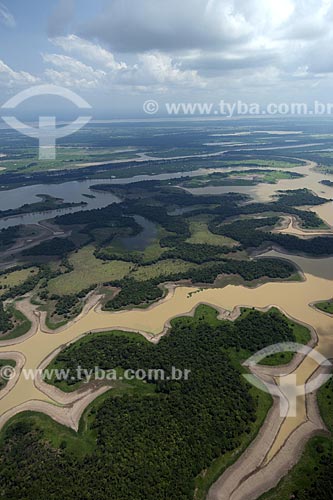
[{"x1": 0, "y1": 307, "x2": 297, "y2": 500}]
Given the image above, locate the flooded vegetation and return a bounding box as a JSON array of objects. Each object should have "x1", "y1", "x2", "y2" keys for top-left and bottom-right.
[{"x1": 1, "y1": 122, "x2": 333, "y2": 499}]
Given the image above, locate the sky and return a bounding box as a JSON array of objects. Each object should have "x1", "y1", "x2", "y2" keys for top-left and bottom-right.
[{"x1": 1, "y1": 0, "x2": 333, "y2": 118}]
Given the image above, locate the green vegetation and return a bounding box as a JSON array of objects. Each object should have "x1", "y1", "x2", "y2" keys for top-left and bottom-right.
[
  {"x1": 47, "y1": 306, "x2": 304, "y2": 391},
  {"x1": 315, "y1": 299, "x2": 333, "y2": 315},
  {"x1": 53, "y1": 295, "x2": 81, "y2": 321},
  {"x1": 181, "y1": 169, "x2": 303, "y2": 188},
  {"x1": 162, "y1": 242, "x2": 238, "y2": 263},
  {"x1": 0, "y1": 300, "x2": 13, "y2": 334},
  {"x1": 0, "y1": 267, "x2": 47, "y2": 302},
  {"x1": 0, "y1": 267, "x2": 38, "y2": 296},
  {"x1": 261, "y1": 436, "x2": 332, "y2": 500},
  {"x1": 104, "y1": 278, "x2": 164, "y2": 310},
  {"x1": 104, "y1": 258, "x2": 296, "y2": 310},
  {"x1": 0, "y1": 194, "x2": 86, "y2": 219},
  {"x1": 82, "y1": 193, "x2": 96, "y2": 199},
  {"x1": 2, "y1": 125, "x2": 333, "y2": 498},
  {"x1": 48, "y1": 246, "x2": 133, "y2": 295},
  {"x1": 318, "y1": 378, "x2": 333, "y2": 433},
  {"x1": 0, "y1": 146, "x2": 140, "y2": 173},
  {"x1": 0, "y1": 359, "x2": 16, "y2": 390},
  {"x1": 258, "y1": 308, "x2": 311, "y2": 365},
  {"x1": 24, "y1": 183, "x2": 325, "y2": 312},
  {"x1": 261, "y1": 378, "x2": 333, "y2": 500},
  {"x1": 0, "y1": 305, "x2": 306, "y2": 500},
  {"x1": 206, "y1": 188, "x2": 327, "y2": 231},
  {"x1": 0, "y1": 304, "x2": 32, "y2": 340},
  {"x1": 210, "y1": 215, "x2": 333, "y2": 256},
  {"x1": 187, "y1": 220, "x2": 237, "y2": 246},
  {"x1": 22, "y1": 237, "x2": 76, "y2": 257},
  {"x1": 100, "y1": 226, "x2": 172, "y2": 264},
  {"x1": 131, "y1": 259, "x2": 194, "y2": 281},
  {"x1": 3, "y1": 181, "x2": 328, "y2": 312},
  {"x1": 320, "y1": 179, "x2": 333, "y2": 187},
  {"x1": 39, "y1": 286, "x2": 96, "y2": 329},
  {"x1": 0, "y1": 134, "x2": 303, "y2": 183},
  {"x1": 0, "y1": 226, "x2": 20, "y2": 249}
]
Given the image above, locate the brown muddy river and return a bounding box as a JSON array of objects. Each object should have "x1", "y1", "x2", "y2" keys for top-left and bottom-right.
[
  {"x1": 0, "y1": 249, "x2": 332, "y2": 464},
  {"x1": 188, "y1": 161, "x2": 333, "y2": 227},
  {"x1": 0, "y1": 158, "x2": 333, "y2": 471}
]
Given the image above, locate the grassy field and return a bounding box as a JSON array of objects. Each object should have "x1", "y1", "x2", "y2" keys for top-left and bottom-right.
[
  {"x1": 48, "y1": 246, "x2": 133, "y2": 295},
  {"x1": 130, "y1": 259, "x2": 195, "y2": 281},
  {"x1": 262, "y1": 170, "x2": 301, "y2": 182},
  {"x1": 141, "y1": 229, "x2": 171, "y2": 262},
  {"x1": 1, "y1": 304, "x2": 32, "y2": 341},
  {"x1": 0, "y1": 268, "x2": 38, "y2": 296},
  {"x1": 187, "y1": 221, "x2": 237, "y2": 246},
  {"x1": 315, "y1": 299, "x2": 333, "y2": 315},
  {"x1": 0, "y1": 147, "x2": 140, "y2": 173}
]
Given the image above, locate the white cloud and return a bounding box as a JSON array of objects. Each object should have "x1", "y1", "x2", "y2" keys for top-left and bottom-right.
[
  {"x1": 3, "y1": 0, "x2": 333, "y2": 101},
  {"x1": 42, "y1": 40, "x2": 204, "y2": 91},
  {"x1": 42, "y1": 53, "x2": 106, "y2": 89},
  {"x1": 76, "y1": 0, "x2": 333, "y2": 89},
  {"x1": 80, "y1": 0, "x2": 254, "y2": 52},
  {"x1": 0, "y1": 2, "x2": 15, "y2": 28},
  {"x1": 130, "y1": 52, "x2": 204, "y2": 87},
  {"x1": 50, "y1": 35, "x2": 127, "y2": 70},
  {"x1": 0, "y1": 60, "x2": 39, "y2": 87}
]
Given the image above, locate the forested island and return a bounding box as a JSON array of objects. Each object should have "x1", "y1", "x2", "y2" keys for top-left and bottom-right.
[
  {"x1": 0, "y1": 305, "x2": 312, "y2": 500},
  {"x1": 314, "y1": 299, "x2": 333, "y2": 315},
  {"x1": 1, "y1": 180, "x2": 333, "y2": 322},
  {"x1": 320, "y1": 179, "x2": 333, "y2": 187},
  {"x1": 0, "y1": 195, "x2": 86, "y2": 219},
  {"x1": 0, "y1": 122, "x2": 333, "y2": 500}
]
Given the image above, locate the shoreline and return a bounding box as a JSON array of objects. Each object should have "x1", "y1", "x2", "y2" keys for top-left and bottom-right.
[
  {"x1": 1, "y1": 155, "x2": 333, "y2": 499},
  {"x1": 0, "y1": 281, "x2": 330, "y2": 500},
  {"x1": 207, "y1": 363, "x2": 331, "y2": 500}
]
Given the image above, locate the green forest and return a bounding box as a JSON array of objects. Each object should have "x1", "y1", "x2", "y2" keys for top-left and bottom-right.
[
  {"x1": 0, "y1": 306, "x2": 303, "y2": 500},
  {"x1": 2, "y1": 181, "x2": 333, "y2": 321}
]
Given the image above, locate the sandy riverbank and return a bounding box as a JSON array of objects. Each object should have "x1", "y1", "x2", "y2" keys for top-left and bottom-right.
[{"x1": 0, "y1": 255, "x2": 332, "y2": 500}]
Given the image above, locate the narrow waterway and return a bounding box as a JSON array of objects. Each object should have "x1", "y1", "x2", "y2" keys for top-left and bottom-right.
[{"x1": 0, "y1": 249, "x2": 332, "y2": 465}]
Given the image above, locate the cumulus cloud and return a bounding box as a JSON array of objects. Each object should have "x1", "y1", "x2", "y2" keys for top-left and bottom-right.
[
  {"x1": 80, "y1": 0, "x2": 253, "y2": 53},
  {"x1": 0, "y1": 2, "x2": 15, "y2": 28},
  {"x1": 3, "y1": 0, "x2": 333, "y2": 101},
  {"x1": 43, "y1": 37, "x2": 202, "y2": 90},
  {"x1": 278, "y1": 0, "x2": 333, "y2": 40},
  {"x1": 51, "y1": 35, "x2": 127, "y2": 70},
  {"x1": 42, "y1": 53, "x2": 106, "y2": 89},
  {"x1": 76, "y1": 0, "x2": 333, "y2": 85},
  {"x1": 0, "y1": 60, "x2": 39, "y2": 87},
  {"x1": 121, "y1": 52, "x2": 204, "y2": 88},
  {"x1": 77, "y1": 0, "x2": 305, "y2": 54}
]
